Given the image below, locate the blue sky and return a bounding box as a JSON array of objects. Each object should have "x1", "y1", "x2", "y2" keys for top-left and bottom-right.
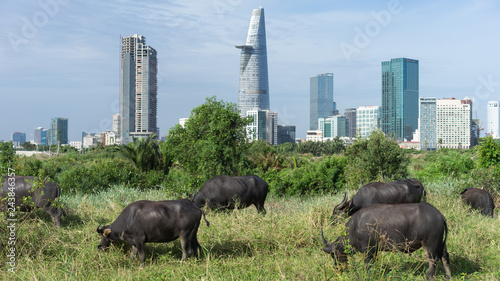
[{"x1": 1, "y1": 0, "x2": 499, "y2": 142}]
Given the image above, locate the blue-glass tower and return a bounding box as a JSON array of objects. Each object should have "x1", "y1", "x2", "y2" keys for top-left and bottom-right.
[
  {"x1": 310, "y1": 73, "x2": 334, "y2": 130},
  {"x1": 381, "y1": 58, "x2": 419, "y2": 141},
  {"x1": 236, "y1": 7, "x2": 269, "y2": 117}
]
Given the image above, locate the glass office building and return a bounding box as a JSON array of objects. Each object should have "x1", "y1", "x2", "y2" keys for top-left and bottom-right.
[
  {"x1": 381, "y1": 58, "x2": 419, "y2": 141},
  {"x1": 236, "y1": 7, "x2": 269, "y2": 117},
  {"x1": 419, "y1": 97, "x2": 437, "y2": 150},
  {"x1": 310, "y1": 73, "x2": 334, "y2": 130},
  {"x1": 487, "y1": 101, "x2": 500, "y2": 138}
]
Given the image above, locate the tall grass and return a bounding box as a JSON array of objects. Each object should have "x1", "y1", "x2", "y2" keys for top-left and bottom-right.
[{"x1": 1, "y1": 183, "x2": 499, "y2": 280}]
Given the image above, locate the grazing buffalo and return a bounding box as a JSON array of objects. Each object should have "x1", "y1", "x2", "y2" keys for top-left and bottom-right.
[
  {"x1": 1, "y1": 176, "x2": 65, "y2": 227},
  {"x1": 96, "y1": 199, "x2": 209, "y2": 266},
  {"x1": 191, "y1": 175, "x2": 269, "y2": 214},
  {"x1": 322, "y1": 203, "x2": 451, "y2": 280},
  {"x1": 333, "y1": 178, "x2": 425, "y2": 216},
  {"x1": 461, "y1": 188, "x2": 495, "y2": 217}
]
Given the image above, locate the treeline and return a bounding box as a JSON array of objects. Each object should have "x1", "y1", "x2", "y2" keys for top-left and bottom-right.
[{"x1": 2, "y1": 97, "x2": 500, "y2": 198}]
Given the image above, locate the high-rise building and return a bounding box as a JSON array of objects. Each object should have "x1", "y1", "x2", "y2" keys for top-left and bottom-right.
[
  {"x1": 120, "y1": 34, "x2": 158, "y2": 144},
  {"x1": 246, "y1": 109, "x2": 278, "y2": 145},
  {"x1": 419, "y1": 97, "x2": 437, "y2": 150},
  {"x1": 34, "y1": 127, "x2": 49, "y2": 145},
  {"x1": 318, "y1": 115, "x2": 347, "y2": 139},
  {"x1": 277, "y1": 125, "x2": 296, "y2": 144},
  {"x1": 11, "y1": 132, "x2": 26, "y2": 146},
  {"x1": 436, "y1": 98, "x2": 471, "y2": 149},
  {"x1": 356, "y1": 106, "x2": 380, "y2": 139},
  {"x1": 236, "y1": 7, "x2": 269, "y2": 118},
  {"x1": 50, "y1": 117, "x2": 68, "y2": 145},
  {"x1": 344, "y1": 108, "x2": 357, "y2": 138},
  {"x1": 381, "y1": 58, "x2": 419, "y2": 141},
  {"x1": 310, "y1": 73, "x2": 334, "y2": 130},
  {"x1": 112, "y1": 114, "x2": 121, "y2": 136},
  {"x1": 487, "y1": 101, "x2": 500, "y2": 138}
]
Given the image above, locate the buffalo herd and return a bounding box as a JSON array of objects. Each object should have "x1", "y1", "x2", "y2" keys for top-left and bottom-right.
[{"x1": 1, "y1": 174, "x2": 497, "y2": 279}]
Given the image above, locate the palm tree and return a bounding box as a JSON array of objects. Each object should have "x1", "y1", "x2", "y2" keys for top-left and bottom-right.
[{"x1": 121, "y1": 133, "x2": 162, "y2": 173}]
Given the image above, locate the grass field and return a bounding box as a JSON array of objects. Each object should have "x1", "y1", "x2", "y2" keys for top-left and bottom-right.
[{"x1": 1, "y1": 183, "x2": 499, "y2": 280}]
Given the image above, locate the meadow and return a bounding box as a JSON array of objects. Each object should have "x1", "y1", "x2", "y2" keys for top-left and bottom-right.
[{"x1": 1, "y1": 181, "x2": 499, "y2": 281}]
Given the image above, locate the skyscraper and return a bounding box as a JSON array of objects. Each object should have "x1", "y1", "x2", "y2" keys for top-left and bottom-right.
[
  {"x1": 310, "y1": 73, "x2": 334, "y2": 130},
  {"x1": 120, "y1": 34, "x2": 158, "y2": 144},
  {"x1": 236, "y1": 7, "x2": 269, "y2": 117},
  {"x1": 436, "y1": 98, "x2": 471, "y2": 149},
  {"x1": 344, "y1": 108, "x2": 357, "y2": 138},
  {"x1": 487, "y1": 101, "x2": 500, "y2": 138},
  {"x1": 381, "y1": 58, "x2": 419, "y2": 141},
  {"x1": 356, "y1": 106, "x2": 380, "y2": 139},
  {"x1": 419, "y1": 97, "x2": 437, "y2": 150},
  {"x1": 50, "y1": 117, "x2": 68, "y2": 145}
]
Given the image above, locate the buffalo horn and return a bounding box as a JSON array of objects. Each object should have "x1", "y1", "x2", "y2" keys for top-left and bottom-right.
[
  {"x1": 321, "y1": 228, "x2": 329, "y2": 247},
  {"x1": 334, "y1": 192, "x2": 349, "y2": 211},
  {"x1": 96, "y1": 225, "x2": 102, "y2": 233}
]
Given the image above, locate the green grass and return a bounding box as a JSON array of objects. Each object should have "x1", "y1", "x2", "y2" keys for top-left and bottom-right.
[{"x1": 1, "y1": 183, "x2": 499, "y2": 280}]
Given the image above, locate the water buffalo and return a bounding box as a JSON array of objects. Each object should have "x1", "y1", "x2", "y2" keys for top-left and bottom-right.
[
  {"x1": 461, "y1": 188, "x2": 495, "y2": 217},
  {"x1": 1, "y1": 176, "x2": 65, "y2": 227},
  {"x1": 322, "y1": 203, "x2": 451, "y2": 280},
  {"x1": 96, "y1": 199, "x2": 209, "y2": 266},
  {"x1": 191, "y1": 175, "x2": 268, "y2": 214},
  {"x1": 333, "y1": 178, "x2": 425, "y2": 216}
]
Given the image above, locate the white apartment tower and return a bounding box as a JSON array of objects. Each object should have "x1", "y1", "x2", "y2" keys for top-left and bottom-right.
[
  {"x1": 487, "y1": 101, "x2": 500, "y2": 138},
  {"x1": 436, "y1": 98, "x2": 471, "y2": 149},
  {"x1": 356, "y1": 105, "x2": 380, "y2": 138}
]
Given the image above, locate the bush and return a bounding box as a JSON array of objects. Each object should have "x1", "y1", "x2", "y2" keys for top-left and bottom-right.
[
  {"x1": 344, "y1": 130, "x2": 409, "y2": 187},
  {"x1": 414, "y1": 149, "x2": 475, "y2": 181},
  {"x1": 265, "y1": 155, "x2": 346, "y2": 196}
]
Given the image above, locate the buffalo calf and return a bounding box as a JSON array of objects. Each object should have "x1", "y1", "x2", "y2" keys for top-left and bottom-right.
[
  {"x1": 192, "y1": 175, "x2": 269, "y2": 214},
  {"x1": 461, "y1": 188, "x2": 495, "y2": 217},
  {"x1": 322, "y1": 203, "x2": 451, "y2": 280},
  {"x1": 97, "y1": 199, "x2": 209, "y2": 266},
  {"x1": 1, "y1": 176, "x2": 65, "y2": 227}
]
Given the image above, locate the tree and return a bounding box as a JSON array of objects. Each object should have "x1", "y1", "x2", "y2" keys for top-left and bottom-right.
[
  {"x1": 163, "y1": 96, "x2": 252, "y2": 184},
  {"x1": 0, "y1": 141, "x2": 15, "y2": 175},
  {"x1": 121, "y1": 133, "x2": 163, "y2": 173},
  {"x1": 477, "y1": 135, "x2": 500, "y2": 168},
  {"x1": 344, "y1": 130, "x2": 410, "y2": 187}
]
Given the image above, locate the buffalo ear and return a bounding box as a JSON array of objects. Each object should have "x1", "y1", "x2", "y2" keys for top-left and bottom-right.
[{"x1": 103, "y1": 229, "x2": 112, "y2": 237}]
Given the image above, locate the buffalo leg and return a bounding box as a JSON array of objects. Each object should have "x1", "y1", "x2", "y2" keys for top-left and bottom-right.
[
  {"x1": 255, "y1": 201, "x2": 266, "y2": 214},
  {"x1": 425, "y1": 252, "x2": 439, "y2": 280},
  {"x1": 136, "y1": 242, "x2": 146, "y2": 267}
]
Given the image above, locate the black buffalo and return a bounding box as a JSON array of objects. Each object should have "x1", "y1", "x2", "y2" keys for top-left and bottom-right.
[
  {"x1": 322, "y1": 203, "x2": 451, "y2": 280},
  {"x1": 461, "y1": 188, "x2": 495, "y2": 217},
  {"x1": 96, "y1": 199, "x2": 209, "y2": 266},
  {"x1": 1, "y1": 176, "x2": 65, "y2": 227},
  {"x1": 333, "y1": 178, "x2": 425, "y2": 216},
  {"x1": 191, "y1": 175, "x2": 269, "y2": 214}
]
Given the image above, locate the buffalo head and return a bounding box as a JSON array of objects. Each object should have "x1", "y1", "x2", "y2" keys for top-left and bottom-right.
[
  {"x1": 321, "y1": 228, "x2": 348, "y2": 264},
  {"x1": 331, "y1": 192, "x2": 351, "y2": 218},
  {"x1": 96, "y1": 225, "x2": 113, "y2": 251}
]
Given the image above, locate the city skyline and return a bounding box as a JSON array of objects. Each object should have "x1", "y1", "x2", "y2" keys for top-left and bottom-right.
[{"x1": 1, "y1": 1, "x2": 499, "y2": 141}]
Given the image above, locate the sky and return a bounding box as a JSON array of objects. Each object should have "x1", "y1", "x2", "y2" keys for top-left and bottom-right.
[{"x1": 1, "y1": 0, "x2": 499, "y2": 142}]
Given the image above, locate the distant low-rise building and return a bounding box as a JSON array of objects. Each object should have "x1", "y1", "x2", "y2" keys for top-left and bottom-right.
[{"x1": 306, "y1": 130, "x2": 323, "y2": 142}]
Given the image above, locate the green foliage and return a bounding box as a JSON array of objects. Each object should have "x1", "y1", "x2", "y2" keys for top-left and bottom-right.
[
  {"x1": 344, "y1": 130, "x2": 410, "y2": 187},
  {"x1": 477, "y1": 135, "x2": 500, "y2": 168},
  {"x1": 265, "y1": 155, "x2": 346, "y2": 196},
  {"x1": 164, "y1": 96, "x2": 252, "y2": 184},
  {"x1": 0, "y1": 141, "x2": 15, "y2": 175},
  {"x1": 121, "y1": 133, "x2": 163, "y2": 173},
  {"x1": 413, "y1": 149, "x2": 475, "y2": 181},
  {"x1": 295, "y1": 138, "x2": 345, "y2": 156}
]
